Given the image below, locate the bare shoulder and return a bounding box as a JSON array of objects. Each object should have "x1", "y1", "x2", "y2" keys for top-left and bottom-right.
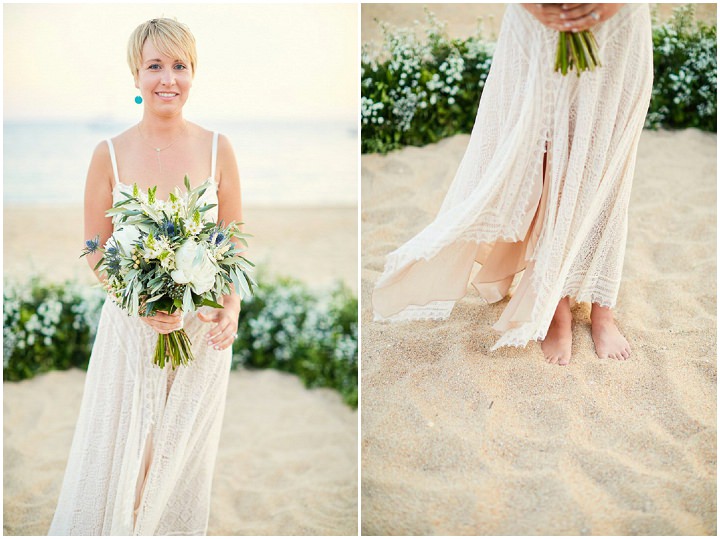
[
  {"x1": 108, "y1": 124, "x2": 140, "y2": 147},
  {"x1": 91, "y1": 138, "x2": 111, "y2": 161},
  {"x1": 184, "y1": 121, "x2": 214, "y2": 144},
  {"x1": 86, "y1": 139, "x2": 115, "y2": 194},
  {"x1": 216, "y1": 133, "x2": 236, "y2": 159},
  {"x1": 216, "y1": 133, "x2": 239, "y2": 181},
  {"x1": 89, "y1": 139, "x2": 112, "y2": 176}
]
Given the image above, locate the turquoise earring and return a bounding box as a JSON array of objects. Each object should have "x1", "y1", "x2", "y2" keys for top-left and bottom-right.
[{"x1": 135, "y1": 95, "x2": 143, "y2": 104}]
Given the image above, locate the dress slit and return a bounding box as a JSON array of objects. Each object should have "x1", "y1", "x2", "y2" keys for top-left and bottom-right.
[
  {"x1": 133, "y1": 431, "x2": 154, "y2": 528},
  {"x1": 372, "y1": 4, "x2": 653, "y2": 350}
]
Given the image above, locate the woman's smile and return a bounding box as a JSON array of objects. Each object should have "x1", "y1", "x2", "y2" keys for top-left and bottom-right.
[{"x1": 135, "y1": 39, "x2": 193, "y2": 113}]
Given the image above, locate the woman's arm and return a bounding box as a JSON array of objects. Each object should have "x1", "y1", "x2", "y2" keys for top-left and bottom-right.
[
  {"x1": 84, "y1": 140, "x2": 183, "y2": 334},
  {"x1": 83, "y1": 141, "x2": 115, "y2": 282},
  {"x1": 521, "y1": 4, "x2": 624, "y2": 32},
  {"x1": 215, "y1": 133, "x2": 244, "y2": 313},
  {"x1": 197, "y1": 133, "x2": 244, "y2": 350}
]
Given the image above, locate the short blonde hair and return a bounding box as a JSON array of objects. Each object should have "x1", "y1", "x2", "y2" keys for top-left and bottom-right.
[{"x1": 127, "y1": 18, "x2": 197, "y2": 77}]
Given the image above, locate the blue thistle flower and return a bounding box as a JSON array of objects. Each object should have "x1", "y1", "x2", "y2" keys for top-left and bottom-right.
[
  {"x1": 80, "y1": 235, "x2": 101, "y2": 258},
  {"x1": 214, "y1": 232, "x2": 225, "y2": 245},
  {"x1": 85, "y1": 238, "x2": 99, "y2": 252}
]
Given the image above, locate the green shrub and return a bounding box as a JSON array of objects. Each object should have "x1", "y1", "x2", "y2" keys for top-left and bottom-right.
[
  {"x1": 233, "y1": 278, "x2": 358, "y2": 407},
  {"x1": 3, "y1": 275, "x2": 358, "y2": 408},
  {"x1": 646, "y1": 4, "x2": 717, "y2": 131},
  {"x1": 362, "y1": 5, "x2": 717, "y2": 154},
  {"x1": 3, "y1": 278, "x2": 105, "y2": 381},
  {"x1": 361, "y1": 11, "x2": 493, "y2": 154}
]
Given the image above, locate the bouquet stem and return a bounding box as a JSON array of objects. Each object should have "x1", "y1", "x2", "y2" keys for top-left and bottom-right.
[
  {"x1": 154, "y1": 329, "x2": 194, "y2": 369},
  {"x1": 554, "y1": 30, "x2": 602, "y2": 76}
]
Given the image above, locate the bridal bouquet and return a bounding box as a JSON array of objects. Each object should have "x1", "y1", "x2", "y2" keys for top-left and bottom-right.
[
  {"x1": 555, "y1": 30, "x2": 602, "y2": 76},
  {"x1": 81, "y1": 177, "x2": 255, "y2": 369}
]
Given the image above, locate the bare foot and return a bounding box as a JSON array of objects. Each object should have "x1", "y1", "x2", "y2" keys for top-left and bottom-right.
[
  {"x1": 591, "y1": 304, "x2": 631, "y2": 360},
  {"x1": 540, "y1": 297, "x2": 572, "y2": 366}
]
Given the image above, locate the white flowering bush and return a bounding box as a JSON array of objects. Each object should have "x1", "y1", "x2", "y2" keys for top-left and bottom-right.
[
  {"x1": 3, "y1": 277, "x2": 105, "y2": 380},
  {"x1": 363, "y1": 6, "x2": 716, "y2": 154},
  {"x1": 3, "y1": 274, "x2": 358, "y2": 408},
  {"x1": 233, "y1": 277, "x2": 358, "y2": 407},
  {"x1": 362, "y1": 9, "x2": 495, "y2": 153}
]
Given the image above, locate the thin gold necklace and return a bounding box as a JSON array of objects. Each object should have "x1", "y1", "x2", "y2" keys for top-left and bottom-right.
[{"x1": 137, "y1": 122, "x2": 188, "y2": 171}]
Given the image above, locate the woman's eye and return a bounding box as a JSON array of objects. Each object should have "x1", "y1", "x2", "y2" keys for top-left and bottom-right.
[
  {"x1": 148, "y1": 64, "x2": 161, "y2": 70},
  {"x1": 174, "y1": 64, "x2": 187, "y2": 70}
]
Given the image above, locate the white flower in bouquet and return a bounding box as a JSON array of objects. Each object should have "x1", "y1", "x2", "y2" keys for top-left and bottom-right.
[
  {"x1": 151, "y1": 199, "x2": 166, "y2": 213},
  {"x1": 183, "y1": 209, "x2": 204, "y2": 236},
  {"x1": 168, "y1": 193, "x2": 187, "y2": 218},
  {"x1": 142, "y1": 234, "x2": 173, "y2": 262},
  {"x1": 159, "y1": 251, "x2": 176, "y2": 270},
  {"x1": 111, "y1": 225, "x2": 141, "y2": 255},
  {"x1": 170, "y1": 239, "x2": 217, "y2": 295},
  {"x1": 213, "y1": 244, "x2": 232, "y2": 260}
]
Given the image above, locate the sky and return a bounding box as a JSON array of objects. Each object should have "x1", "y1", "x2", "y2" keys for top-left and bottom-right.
[{"x1": 4, "y1": 3, "x2": 358, "y2": 123}]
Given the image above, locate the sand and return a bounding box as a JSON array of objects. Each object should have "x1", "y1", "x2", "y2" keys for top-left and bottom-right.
[
  {"x1": 3, "y1": 205, "x2": 358, "y2": 535},
  {"x1": 3, "y1": 205, "x2": 358, "y2": 293},
  {"x1": 4, "y1": 369, "x2": 357, "y2": 536},
  {"x1": 362, "y1": 3, "x2": 718, "y2": 45},
  {"x1": 361, "y1": 129, "x2": 716, "y2": 535}
]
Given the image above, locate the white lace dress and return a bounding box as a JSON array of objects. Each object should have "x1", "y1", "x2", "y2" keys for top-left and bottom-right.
[
  {"x1": 372, "y1": 4, "x2": 654, "y2": 349},
  {"x1": 49, "y1": 132, "x2": 231, "y2": 535}
]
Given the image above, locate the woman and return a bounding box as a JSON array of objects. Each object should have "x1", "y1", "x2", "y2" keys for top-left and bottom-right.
[
  {"x1": 372, "y1": 4, "x2": 653, "y2": 365},
  {"x1": 49, "y1": 18, "x2": 243, "y2": 535}
]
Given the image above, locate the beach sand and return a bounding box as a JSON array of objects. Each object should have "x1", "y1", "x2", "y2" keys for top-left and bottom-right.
[
  {"x1": 362, "y1": 3, "x2": 718, "y2": 45},
  {"x1": 361, "y1": 129, "x2": 716, "y2": 535},
  {"x1": 4, "y1": 368, "x2": 357, "y2": 536},
  {"x1": 3, "y1": 205, "x2": 358, "y2": 293},
  {"x1": 3, "y1": 205, "x2": 358, "y2": 535}
]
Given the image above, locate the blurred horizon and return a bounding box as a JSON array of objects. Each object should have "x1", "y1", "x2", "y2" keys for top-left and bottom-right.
[{"x1": 4, "y1": 117, "x2": 357, "y2": 208}]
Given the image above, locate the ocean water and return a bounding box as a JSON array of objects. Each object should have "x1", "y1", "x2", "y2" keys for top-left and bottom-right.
[{"x1": 3, "y1": 119, "x2": 358, "y2": 207}]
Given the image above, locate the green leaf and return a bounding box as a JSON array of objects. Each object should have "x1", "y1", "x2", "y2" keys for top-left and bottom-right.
[
  {"x1": 238, "y1": 272, "x2": 253, "y2": 298},
  {"x1": 200, "y1": 297, "x2": 224, "y2": 309}
]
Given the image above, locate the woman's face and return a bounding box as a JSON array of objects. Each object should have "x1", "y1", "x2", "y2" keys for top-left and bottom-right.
[{"x1": 135, "y1": 39, "x2": 192, "y2": 116}]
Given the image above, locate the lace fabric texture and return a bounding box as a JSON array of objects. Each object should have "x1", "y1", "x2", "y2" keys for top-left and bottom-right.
[
  {"x1": 49, "y1": 152, "x2": 230, "y2": 535},
  {"x1": 372, "y1": 4, "x2": 654, "y2": 349}
]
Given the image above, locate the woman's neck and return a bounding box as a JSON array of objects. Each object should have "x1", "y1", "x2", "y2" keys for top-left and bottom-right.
[{"x1": 138, "y1": 112, "x2": 188, "y2": 138}]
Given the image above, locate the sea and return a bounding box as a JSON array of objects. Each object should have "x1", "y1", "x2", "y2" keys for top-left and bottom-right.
[{"x1": 3, "y1": 119, "x2": 358, "y2": 207}]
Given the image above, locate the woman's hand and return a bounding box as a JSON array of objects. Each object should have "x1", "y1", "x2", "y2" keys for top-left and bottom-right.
[
  {"x1": 197, "y1": 305, "x2": 240, "y2": 351},
  {"x1": 522, "y1": 4, "x2": 623, "y2": 32},
  {"x1": 141, "y1": 310, "x2": 184, "y2": 334}
]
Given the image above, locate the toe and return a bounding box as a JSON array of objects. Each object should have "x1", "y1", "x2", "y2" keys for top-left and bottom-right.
[
  {"x1": 558, "y1": 356, "x2": 570, "y2": 366},
  {"x1": 621, "y1": 350, "x2": 629, "y2": 360}
]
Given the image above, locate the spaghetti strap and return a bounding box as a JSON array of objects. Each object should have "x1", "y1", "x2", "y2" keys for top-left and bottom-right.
[
  {"x1": 106, "y1": 139, "x2": 119, "y2": 187},
  {"x1": 210, "y1": 131, "x2": 219, "y2": 180}
]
